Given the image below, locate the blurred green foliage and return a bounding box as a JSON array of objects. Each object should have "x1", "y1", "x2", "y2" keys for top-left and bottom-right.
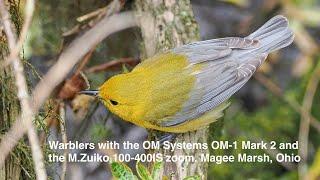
[
  {"x1": 208, "y1": 56, "x2": 320, "y2": 180},
  {"x1": 90, "y1": 123, "x2": 110, "y2": 143},
  {"x1": 205, "y1": 0, "x2": 320, "y2": 178},
  {"x1": 25, "y1": 0, "x2": 107, "y2": 57}
]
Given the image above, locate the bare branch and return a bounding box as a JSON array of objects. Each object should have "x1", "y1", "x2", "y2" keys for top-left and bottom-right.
[
  {"x1": 254, "y1": 73, "x2": 320, "y2": 133},
  {"x1": 75, "y1": 48, "x2": 95, "y2": 75},
  {"x1": 77, "y1": 6, "x2": 107, "y2": 22},
  {"x1": 85, "y1": 57, "x2": 140, "y2": 73},
  {"x1": 5, "y1": 0, "x2": 35, "y2": 66},
  {"x1": 27, "y1": 126, "x2": 47, "y2": 180},
  {"x1": 0, "y1": 0, "x2": 16, "y2": 49},
  {"x1": 31, "y1": 13, "x2": 135, "y2": 109},
  {"x1": 310, "y1": 117, "x2": 320, "y2": 132},
  {"x1": 0, "y1": 10, "x2": 137, "y2": 170},
  {"x1": 59, "y1": 102, "x2": 68, "y2": 180},
  {"x1": 298, "y1": 62, "x2": 320, "y2": 179},
  {"x1": 0, "y1": 0, "x2": 47, "y2": 179}
]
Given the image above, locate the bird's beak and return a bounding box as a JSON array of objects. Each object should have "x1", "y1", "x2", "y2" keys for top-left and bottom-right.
[{"x1": 79, "y1": 90, "x2": 99, "y2": 97}]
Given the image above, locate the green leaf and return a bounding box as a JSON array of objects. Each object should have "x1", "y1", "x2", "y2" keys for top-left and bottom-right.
[
  {"x1": 183, "y1": 175, "x2": 201, "y2": 180},
  {"x1": 110, "y1": 161, "x2": 138, "y2": 180},
  {"x1": 151, "y1": 161, "x2": 163, "y2": 180},
  {"x1": 136, "y1": 161, "x2": 152, "y2": 180}
]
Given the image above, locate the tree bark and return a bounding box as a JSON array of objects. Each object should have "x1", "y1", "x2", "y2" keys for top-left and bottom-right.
[
  {"x1": 0, "y1": 47, "x2": 22, "y2": 180},
  {"x1": 0, "y1": 0, "x2": 29, "y2": 179},
  {"x1": 134, "y1": 0, "x2": 208, "y2": 179}
]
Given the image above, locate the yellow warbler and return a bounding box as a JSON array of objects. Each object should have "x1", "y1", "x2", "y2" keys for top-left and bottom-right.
[{"x1": 81, "y1": 15, "x2": 294, "y2": 133}]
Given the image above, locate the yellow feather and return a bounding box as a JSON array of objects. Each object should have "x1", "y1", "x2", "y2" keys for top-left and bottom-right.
[{"x1": 97, "y1": 52, "x2": 228, "y2": 133}]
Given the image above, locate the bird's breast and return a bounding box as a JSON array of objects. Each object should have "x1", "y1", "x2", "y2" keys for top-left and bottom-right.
[{"x1": 128, "y1": 52, "x2": 199, "y2": 126}]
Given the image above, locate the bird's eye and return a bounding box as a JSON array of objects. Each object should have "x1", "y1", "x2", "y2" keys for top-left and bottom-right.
[{"x1": 110, "y1": 100, "x2": 118, "y2": 105}]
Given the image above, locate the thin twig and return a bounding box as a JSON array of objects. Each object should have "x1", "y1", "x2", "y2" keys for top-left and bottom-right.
[
  {"x1": 85, "y1": 57, "x2": 140, "y2": 73},
  {"x1": 74, "y1": 48, "x2": 95, "y2": 75},
  {"x1": 57, "y1": 49, "x2": 96, "y2": 100},
  {"x1": 63, "y1": 0, "x2": 125, "y2": 37},
  {"x1": 77, "y1": 6, "x2": 107, "y2": 22},
  {"x1": 0, "y1": 0, "x2": 15, "y2": 49},
  {"x1": 2, "y1": 0, "x2": 35, "y2": 67},
  {"x1": 27, "y1": 126, "x2": 47, "y2": 179},
  {"x1": 59, "y1": 102, "x2": 68, "y2": 180},
  {"x1": 310, "y1": 116, "x2": 320, "y2": 132},
  {"x1": 0, "y1": 0, "x2": 47, "y2": 179},
  {"x1": 0, "y1": 10, "x2": 137, "y2": 171},
  {"x1": 254, "y1": 73, "x2": 320, "y2": 133},
  {"x1": 298, "y1": 61, "x2": 320, "y2": 179}
]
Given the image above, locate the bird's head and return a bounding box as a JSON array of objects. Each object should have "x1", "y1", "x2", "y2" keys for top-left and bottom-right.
[{"x1": 79, "y1": 73, "x2": 137, "y2": 120}]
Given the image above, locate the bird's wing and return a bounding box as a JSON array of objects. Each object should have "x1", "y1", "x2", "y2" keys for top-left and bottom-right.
[
  {"x1": 158, "y1": 38, "x2": 267, "y2": 127},
  {"x1": 173, "y1": 37, "x2": 259, "y2": 64},
  {"x1": 159, "y1": 15, "x2": 293, "y2": 127}
]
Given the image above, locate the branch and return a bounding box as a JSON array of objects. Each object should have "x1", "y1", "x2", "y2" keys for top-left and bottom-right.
[
  {"x1": 298, "y1": 61, "x2": 320, "y2": 179},
  {"x1": 59, "y1": 102, "x2": 68, "y2": 180},
  {"x1": 75, "y1": 48, "x2": 95, "y2": 75},
  {"x1": 77, "y1": 6, "x2": 108, "y2": 22},
  {"x1": 5, "y1": 0, "x2": 35, "y2": 65},
  {"x1": 85, "y1": 57, "x2": 139, "y2": 73},
  {"x1": 0, "y1": 0, "x2": 16, "y2": 49},
  {"x1": 31, "y1": 14, "x2": 135, "y2": 109},
  {"x1": 254, "y1": 73, "x2": 320, "y2": 133},
  {"x1": 0, "y1": 9, "x2": 137, "y2": 171},
  {"x1": 0, "y1": 0, "x2": 47, "y2": 179}
]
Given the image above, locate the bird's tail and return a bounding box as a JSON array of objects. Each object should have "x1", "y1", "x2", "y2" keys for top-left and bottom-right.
[{"x1": 246, "y1": 15, "x2": 294, "y2": 54}]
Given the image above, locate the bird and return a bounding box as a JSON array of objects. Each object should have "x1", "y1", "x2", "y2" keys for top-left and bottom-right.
[{"x1": 80, "y1": 15, "x2": 294, "y2": 133}]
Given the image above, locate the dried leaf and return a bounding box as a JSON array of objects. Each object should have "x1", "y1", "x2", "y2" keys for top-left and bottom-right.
[{"x1": 58, "y1": 73, "x2": 88, "y2": 100}]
